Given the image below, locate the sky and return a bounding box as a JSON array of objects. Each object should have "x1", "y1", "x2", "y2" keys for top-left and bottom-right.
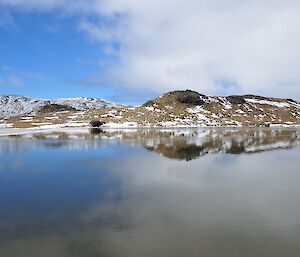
[{"x1": 0, "y1": 0, "x2": 300, "y2": 104}]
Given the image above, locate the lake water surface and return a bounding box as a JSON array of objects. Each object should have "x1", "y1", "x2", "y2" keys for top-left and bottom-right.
[{"x1": 0, "y1": 128, "x2": 300, "y2": 257}]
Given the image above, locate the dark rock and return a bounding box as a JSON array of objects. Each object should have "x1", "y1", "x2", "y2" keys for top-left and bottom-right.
[
  {"x1": 89, "y1": 120, "x2": 105, "y2": 128},
  {"x1": 226, "y1": 95, "x2": 246, "y2": 104},
  {"x1": 286, "y1": 98, "x2": 297, "y2": 103},
  {"x1": 176, "y1": 90, "x2": 205, "y2": 106},
  {"x1": 243, "y1": 94, "x2": 268, "y2": 100}
]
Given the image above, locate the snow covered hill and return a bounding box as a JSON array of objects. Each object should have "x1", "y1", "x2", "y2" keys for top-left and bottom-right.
[
  {"x1": 1, "y1": 90, "x2": 300, "y2": 128},
  {"x1": 0, "y1": 95, "x2": 123, "y2": 117},
  {"x1": 52, "y1": 97, "x2": 123, "y2": 110},
  {"x1": 0, "y1": 95, "x2": 48, "y2": 117}
]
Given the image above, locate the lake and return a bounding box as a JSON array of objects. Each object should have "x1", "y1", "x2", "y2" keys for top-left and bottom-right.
[{"x1": 0, "y1": 128, "x2": 300, "y2": 257}]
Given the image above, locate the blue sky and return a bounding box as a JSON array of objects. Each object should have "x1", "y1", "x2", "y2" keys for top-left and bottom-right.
[
  {"x1": 0, "y1": 1, "x2": 300, "y2": 103},
  {"x1": 0, "y1": 8, "x2": 156, "y2": 104}
]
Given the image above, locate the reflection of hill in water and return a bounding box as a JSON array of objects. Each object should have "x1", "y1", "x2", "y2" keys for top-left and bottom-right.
[
  {"x1": 145, "y1": 143, "x2": 205, "y2": 161},
  {"x1": 0, "y1": 129, "x2": 300, "y2": 159},
  {"x1": 145, "y1": 135, "x2": 253, "y2": 160},
  {"x1": 142, "y1": 129, "x2": 300, "y2": 160},
  {"x1": 145, "y1": 141, "x2": 248, "y2": 161}
]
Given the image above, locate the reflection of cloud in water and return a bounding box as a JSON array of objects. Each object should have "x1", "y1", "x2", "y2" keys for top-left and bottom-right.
[
  {"x1": 0, "y1": 130, "x2": 300, "y2": 256},
  {"x1": 80, "y1": 149, "x2": 300, "y2": 257}
]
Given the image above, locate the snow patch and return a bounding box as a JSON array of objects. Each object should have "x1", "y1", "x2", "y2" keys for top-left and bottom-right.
[
  {"x1": 145, "y1": 106, "x2": 154, "y2": 111},
  {"x1": 245, "y1": 98, "x2": 290, "y2": 108}
]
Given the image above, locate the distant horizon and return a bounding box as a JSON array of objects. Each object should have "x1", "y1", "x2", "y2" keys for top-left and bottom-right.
[{"x1": 1, "y1": 90, "x2": 299, "y2": 105}]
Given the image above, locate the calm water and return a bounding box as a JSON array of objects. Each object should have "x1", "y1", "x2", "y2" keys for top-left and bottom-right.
[{"x1": 0, "y1": 128, "x2": 300, "y2": 257}]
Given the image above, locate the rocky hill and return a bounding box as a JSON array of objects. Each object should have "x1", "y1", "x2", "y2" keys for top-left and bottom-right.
[
  {"x1": 1, "y1": 90, "x2": 300, "y2": 129},
  {"x1": 137, "y1": 90, "x2": 300, "y2": 127}
]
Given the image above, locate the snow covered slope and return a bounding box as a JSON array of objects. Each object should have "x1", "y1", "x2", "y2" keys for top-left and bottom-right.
[
  {"x1": 0, "y1": 95, "x2": 123, "y2": 117},
  {"x1": 0, "y1": 95, "x2": 48, "y2": 117},
  {"x1": 52, "y1": 97, "x2": 122, "y2": 110}
]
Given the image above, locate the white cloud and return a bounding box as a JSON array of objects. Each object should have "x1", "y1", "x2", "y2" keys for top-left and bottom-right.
[
  {"x1": 0, "y1": 9, "x2": 15, "y2": 27},
  {"x1": 0, "y1": 66, "x2": 45, "y2": 86},
  {"x1": 0, "y1": 66, "x2": 46, "y2": 87},
  {"x1": 1, "y1": 0, "x2": 300, "y2": 98},
  {"x1": 0, "y1": 75, "x2": 24, "y2": 87},
  {"x1": 8, "y1": 75, "x2": 24, "y2": 86}
]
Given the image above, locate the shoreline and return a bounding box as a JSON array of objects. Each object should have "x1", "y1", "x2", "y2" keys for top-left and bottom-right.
[{"x1": 1, "y1": 125, "x2": 300, "y2": 137}]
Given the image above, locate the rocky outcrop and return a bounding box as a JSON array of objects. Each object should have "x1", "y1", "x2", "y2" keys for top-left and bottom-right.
[
  {"x1": 175, "y1": 90, "x2": 206, "y2": 105},
  {"x1": 226, "y1": 95, "x2": 246, "y2": 104},
  {"x1": 39, "y1": 104, "x2": 76, "y2": 113},
  {"x1": 89, "y1": 120, "x2": 105, "y2": 128}
]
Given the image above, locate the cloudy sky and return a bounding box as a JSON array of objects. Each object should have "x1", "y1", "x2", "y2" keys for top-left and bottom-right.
[{"x1": 0, "y1": 0, "x2": 300, "y2": 104}]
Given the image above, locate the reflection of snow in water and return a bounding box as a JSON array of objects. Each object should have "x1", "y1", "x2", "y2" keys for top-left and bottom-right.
[{"x1": 0, "y1": 129, "x2": 299, "y2": 158}]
